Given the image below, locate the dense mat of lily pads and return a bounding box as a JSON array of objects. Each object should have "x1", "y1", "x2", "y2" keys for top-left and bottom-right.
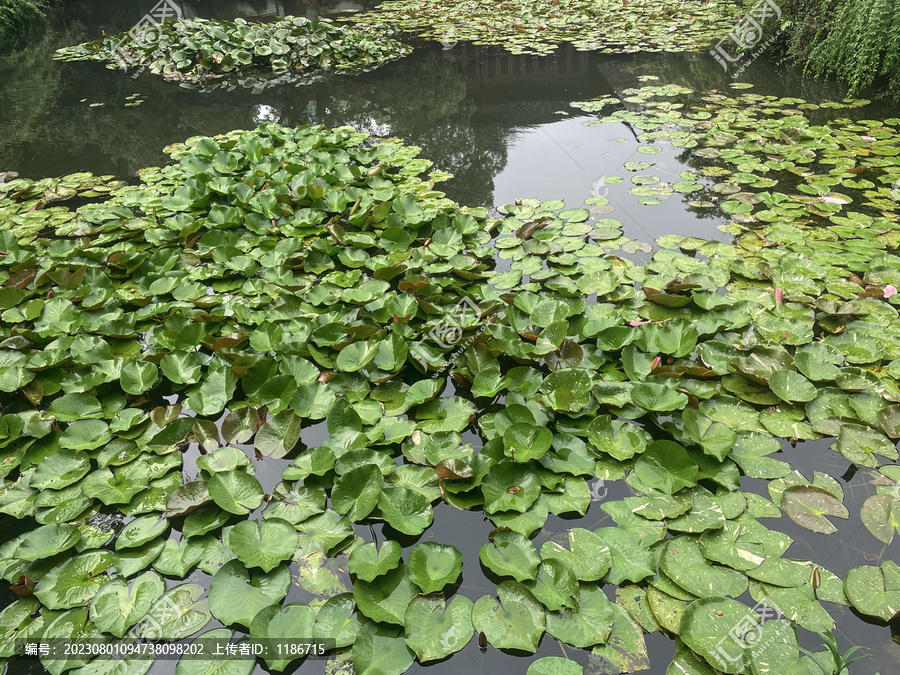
[
  {"x1": 2, "y1": 83, "x2": 900, "y2": 674},
  {"x1": 53, "y1": 16, "x2": 411, "y2": 92},
  {"x1": 345, "y1": 0, "x2": 745, "y2": 56}
]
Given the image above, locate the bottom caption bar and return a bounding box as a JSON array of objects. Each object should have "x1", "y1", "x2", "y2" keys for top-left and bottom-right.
[{"x1": 15, "y1": 638, "x2": 336, "y2": 661}]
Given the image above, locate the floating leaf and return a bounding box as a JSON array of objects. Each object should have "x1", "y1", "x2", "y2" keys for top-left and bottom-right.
[
  {"x1": 781, "y1": 485, "x2": 849, "y2": 534},
  {"x1": 472, "y1": 581, "x2": 545, "y2": 653},
  {"x1": 403, "y1": 594, "x2": 474, "y2": 662}
]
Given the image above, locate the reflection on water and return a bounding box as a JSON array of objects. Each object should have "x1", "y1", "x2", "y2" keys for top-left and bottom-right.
[{"x1": 2, "y1": 1, "x2": 900, "y2": 674}]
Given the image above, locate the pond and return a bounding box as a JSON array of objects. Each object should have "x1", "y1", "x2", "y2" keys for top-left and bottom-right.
[{"x1": 2, "y1": 1, "x2": 900, "y2": 675}]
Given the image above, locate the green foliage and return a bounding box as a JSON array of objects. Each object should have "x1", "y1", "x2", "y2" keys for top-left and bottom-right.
[
  {"x1": 5, "y1": 82, "x2": 900, "y2": 673},
  {"x1": 346, "y1": 0, "x2": 745, "y2": 56},
  {"x1": 781, "y1": 0, "x2": 900, "y2": 99},
  {"x1": 0, "y1": 0, "x2": 49, "y2": 47},
  {"x1": 54, "y1": 15, "x2": 411, "y2": 92}
]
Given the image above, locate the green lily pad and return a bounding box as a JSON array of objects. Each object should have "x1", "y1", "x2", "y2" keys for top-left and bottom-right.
[
  {"x1": 403, "y1": 594, "x2": 474, "y2": 662},
  {"x1": 407, "y1": 541, "x2": 462, "y2": 593},
  {"x1": 472, "y1": 580, "x2": 546, "y2": 653},
  {"x1": 480, "y1": 529, "x2": 540, "y2": 582},
  {"x1": 227, "y1": 518, "x2": 298, "y2": 573},
  {"x1": 89, "y1": 571, "x2": 164, "y2": 638},
  {"x1": 781, "y1": 485, "x2": 849, "y2": 534},
  {"x1": 208, "y1": 559, "x2": 290, "y2": 628},
  {"x1": 348, "y1": 541, "x2": 402, "y2": 582}
]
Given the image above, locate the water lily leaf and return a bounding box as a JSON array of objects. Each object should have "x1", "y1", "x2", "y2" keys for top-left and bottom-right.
[
  {"x1": 352, "y1": 620, "x2": 414, "y2": 675},
  {"x1": 545, "y1": 582, "x2": 614, "y2": 649},
  {"x1": 527, "y1": 657, "x2": 583, "y2": 675},
  {"x1": 844, "y1": 560, "x2": 900, "y2": 621},
  {"x1": 111, "y1": 538, "x2": 165, "y2": 578},
  {"x1": 120, "y1": 361, "x2": 158, "y2": 395},
  {"x1": 296, "y1": 510, "x2": 354, "y2": 557},
  {"x1": 601, "y1": 501, "x2": 666, "y2": 546},
  {"x1": 59, "y1": 419, "x2": 112, "y2": 450},
  {"x1": 482, "y1": 461, "x2": 541, "y2": 514},
  {"x1": 748, "y1": 581, "x2": 835, "y2": 633},
  {"x1": 116, "y1": 515, "x2": 169, "y2": 550},
  {"x1": 82, "y1": 463, "x2": 151, "y2": 505},
  {"x1": 335, "y1": 340, "x2": 379, "y2": 372},
  {"x1": 768, "y1": 369, "x2": 817, "y2": 403},
  {"x1": 860, "y1": 494, "x2": 900, "y2": 544},
  {"x1": 132, "y1": 583, "x2": 211, "y2": 640},
  {"x1": 166, "y1": 481, "x2": 211, "y2": 518},
  {"x1": 313, "y1": 593, "x2": 362, "y2": 649},
  {"x1": 746, "y1": 619, "x2": 834, "y2": 675},
  {"x1": 404, "y1": 594, "x2": 474, "y2": 662},
  {"x1": 540, "y1": 528, "x2": 611, "y2": 582},
  {"x1": 89, "y1": 570, "x2": 164, "y2": 638},
  {"x1": 14, "y1": 523, "x2": 81, "y2": 561},
  {"x1": 634, "y1": 441, "x2": 698, "y2": 495},
  {"x1": 207, "y1": 471, "x2": 264, "y2": 515},
  {"x1": 781, "y1": 485, "x2": 849, "y2": 534},
  {"x1": 353, "y1": 564, "x2": 418, "y2": 626},
  {"x1": 699, "y1": 518, "x2": 792, "y2": 571},
  {"x1": 208, "y1": 559, "x2": 290, "y2": 628},
  {"x1": 254, "y1": 410, "x2": 303, "y2": 458},
  {"x1": 333, "y1": 464, "x2": 383, "y2": 522},
  {"x1": 348, "y1": 541, "x2": 402, "y2": 582},
  {"x1": 661, "y1": 536, "x2": 748, "y2": 599},
  {"x1": 666, "y1": 647, "x2": 720, "y2": 675},
  {"x1": 221, "y1": 407, "x2": 258, "y2": 445},
  {"x1": 594, "y1": 527, "x2": 655, "y2": 585},
  {"x1": 479, "y1": 529, "x2": 540, "y2": 582},
  {"x1": 794, "y1": 342, "x2": 843, "y2": 381},
  {"x1": 665, "y1": 490, "x2": 727, "y2": 534},
  {"x1": 631, "y1": 383, "x2": 689, "y2": 411},
  {"x1": 833, "y1": 423, "x2": 899, "y2": 467},
  {"x1": 682, "y1": 409, "x2": 737, "y2": 462},
  {"x1": 415, "y1": 397, "x2": 476, "y2": 433},
  {"x1": 31, "y1": 450, "x2": 90, "y2": 490},
  {"x1": 152, "y1": 538, "x2": 206, "y2": 577},
  {"x1": 503, "y1": 423, "x2": 553, "y2": 462},
  {"x1": 525, "y1": 558, "x2": 579, "y2": 611},
  {"x1": 472, "y1": 580, "x2": 545, "y2": 653},
  {"x1": 174, "y1": 628, "x2": 254, "y2": 675},
  {"x1": 249, "y1": 603, "x2": 316, "y2": 671},
  {"x1": 590, "y1": 603, "x2": 649, "y2": 673},
  {"x1": 587, "y1": 416, "x2": 650, "y2": 461},
  {"x1": 35, "y1": 550, "x2": 114, "y2": 610},
  {"x1": 227, "y1": 518, "x2": 298, "y2": 573},
  {"x1": 407, "y1": 541, "x2": 462, "y2": 593},
  {"x1": 679, "y1": 597, "x2": 756, "y2": 673},
  {"x1": 377, "y1": 486, "x2": 433, "y2": 535}
]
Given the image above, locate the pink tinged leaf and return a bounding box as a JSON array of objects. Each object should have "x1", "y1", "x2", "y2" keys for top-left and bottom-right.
[
  {"x1": 884, "y1": 285, "x2": 898, "y2": 298},
  {"x1": 862, "y1": 136, "x2": 876, "y2": 141},
  {"x1": 629, "y1": 320, "x2": 651, "y2": 326},
  {"x1": 774, "y1": 288, "x2": 783, "y2": 303}
]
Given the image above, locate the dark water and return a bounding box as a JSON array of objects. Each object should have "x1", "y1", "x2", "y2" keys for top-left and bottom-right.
[{"x1": 1, "y1": 1, "x2": 899, "y2": 674}]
